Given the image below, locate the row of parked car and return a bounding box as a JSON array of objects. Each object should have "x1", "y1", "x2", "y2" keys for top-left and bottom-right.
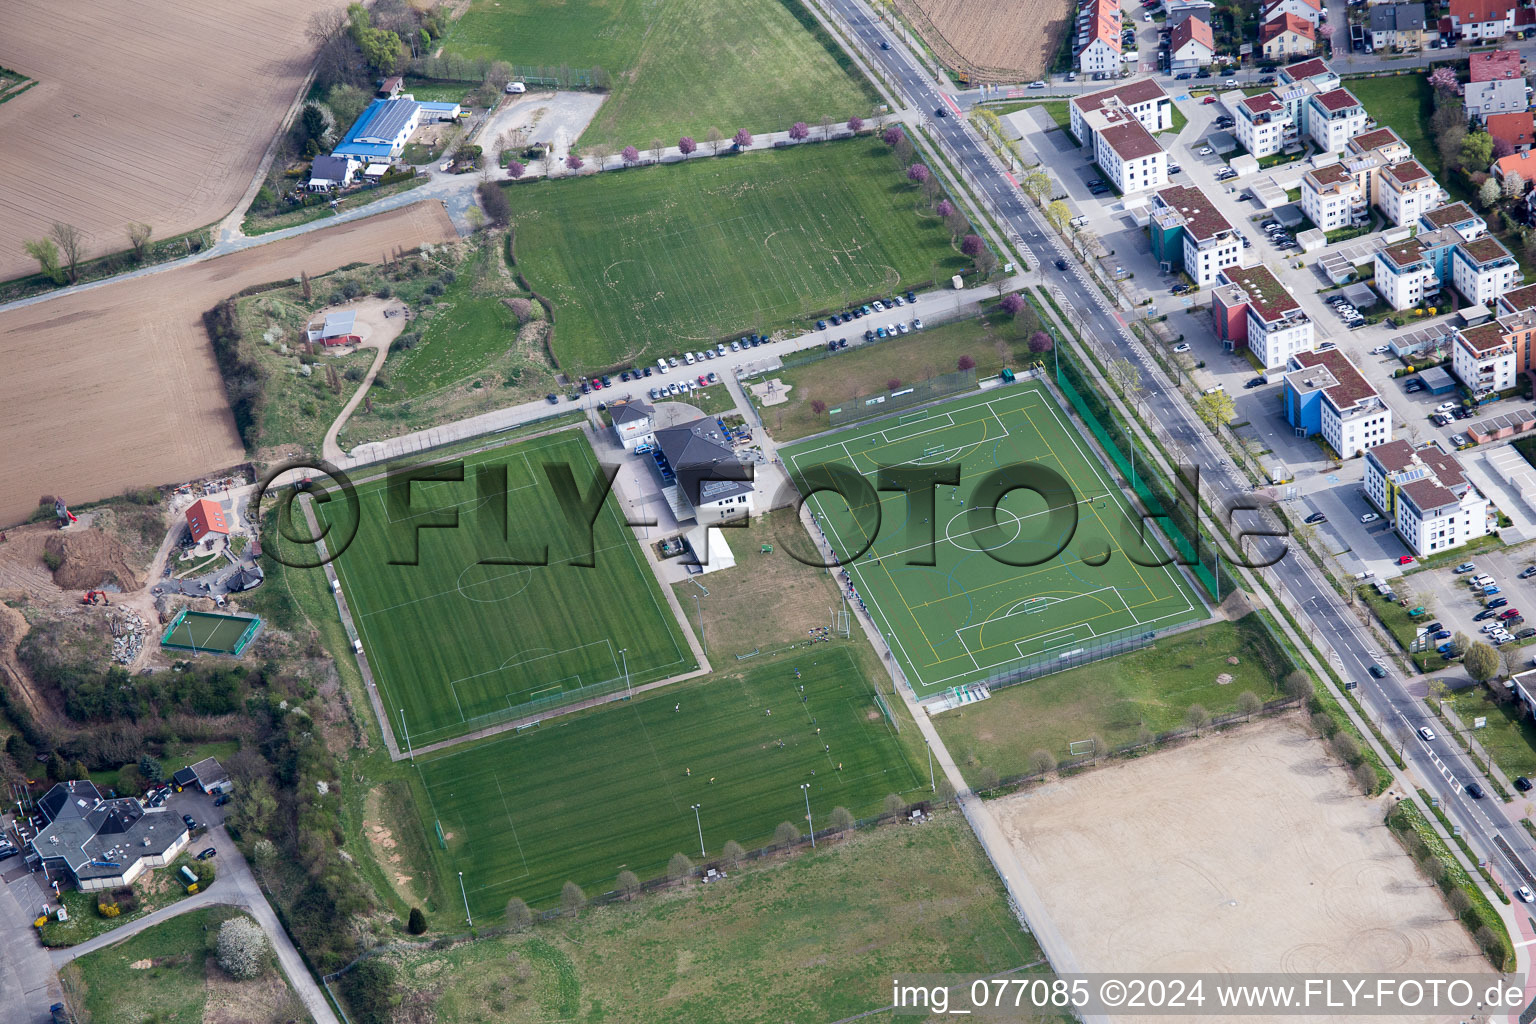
[
  {"x1": 1328, "y1": 294, "x2": 1366, "y2": 328},
  {"x1": 1262, "y1": 219, "x2": 1296, "y2": 251}
]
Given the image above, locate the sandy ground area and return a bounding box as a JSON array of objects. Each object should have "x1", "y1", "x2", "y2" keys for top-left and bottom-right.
[
  {"x1": 993, "y1": 720, "x2": 1482, "y2": 1024},
  {"x1": 0, "y1": 204, "x2": 458, "y2": 529},
  {"x1": 0, "y1": 0, "x2": 321, "y2": 280}
]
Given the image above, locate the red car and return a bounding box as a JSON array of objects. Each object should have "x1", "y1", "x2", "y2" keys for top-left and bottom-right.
[
  {"x1": 1397, "y1": 555, "x2": 1414, "y2": 565},
  {"x1": 698, "y1": 375, "x2": 708, "y2": 386},
  {"x1": 1500, "y1": 609, "x2": 1521, "y2": 620},
  {"x1": 1202, "y1": 95, "x2": 1217, "y2": 104},
  {"x1": 591, "y1": 378, "x2": 604, "y2": 390}
]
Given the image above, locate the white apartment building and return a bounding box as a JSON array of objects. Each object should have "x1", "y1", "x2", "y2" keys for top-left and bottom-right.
[
  {"x1": 1283, "y1": 348, "x2": 1393, "y2": 458},
  {"x1": 1301, "y1": 162, "x2": 1366, "y2": 231},
  {"x1": 1306, "y1": 88, "x2": 1368, "y2": 153},
  {"x1": 1150, "y1": 185, "x2": 1242, "y2": 287},
  {"x1": 1077, "y1": 0, "x2": 1123, "y2": 75},
  {"x1": 1236, "y1": 92, "x2": 1295, "y2": 159},
  {"x1": 1451, "y1": 235, "x2": 1523, "y2": 306},
  {"x1": 1374, "y1": 239, "x2": 1438, "y2": 310},
  {"x1": 1419, "y1": 201, "x2": 1487, "y2": 240},
  {"x1": 1452, "y1": 321, "x2": 1519, "y2": 395},
  {"x1": 1220, "y1": 264, "x2": 1314, "y2": 368},
  {"x1": 1069, "y1": 80, "x2": 1173, "y2": 145},
  {"x1": 1364, "y1": 440, "x2": 1489, "y2": 556},
  {"x1": 1375, "y1": 160, "x2": 1444, "y2": 227},
  {"x1": 1087, "y1": 108, "x2": 1168, "y2": 194}
]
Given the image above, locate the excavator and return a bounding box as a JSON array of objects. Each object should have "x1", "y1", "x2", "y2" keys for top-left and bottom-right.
[{"x1": 80, "y1": 590, "x2": 109, "y2": 606}]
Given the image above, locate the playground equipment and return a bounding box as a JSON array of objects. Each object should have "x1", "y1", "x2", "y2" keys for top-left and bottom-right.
[
  {"x1": 54, "y1": 499, "x2": 77, "y2": 529},
  {"x1": 80, "y1": 591, "x2": 109, "y2": 606}
]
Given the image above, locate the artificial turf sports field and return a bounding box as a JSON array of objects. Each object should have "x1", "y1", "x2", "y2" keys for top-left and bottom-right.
[
  {"x1": 779, "y1": 382, "x2": 1205, "y2": 698},
  {"x1": 321, "y1": 430, "x2": 694, "y2": 747},
  {"x1": 415, "y1": 647, "x2": 922, "y2": 914},
  {"x1": 499, "y1": 136, "x2": 966, "y2": 369}
]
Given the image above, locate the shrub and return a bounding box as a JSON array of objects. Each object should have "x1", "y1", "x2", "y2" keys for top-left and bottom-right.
[
  {"x1": 216, "y1": 916, "x2": 269, "y2": 979},
  {"x1": 406, "y1": 907, "x2": 427, "y2": 934},
  {"x1": 504, "y1": 897, "x2": 531, "y2": 932},
  {"x1": 477, "y1": 181, "x2": 511, "y2": 227},
  {"x1": 41, "y1": 550, "x2": 62, "y2": 572},
  {"x1": 957, "y1": 354, "x2": 976, "y2": 371},
  {"x1": 667, "y1": 852, "x2": 694, "y2": 881}
]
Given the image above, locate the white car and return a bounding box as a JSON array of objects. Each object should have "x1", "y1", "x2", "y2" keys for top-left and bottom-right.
[
  {"x1": 872, "y1": 300, "x2": 885, "y2": 312},
  {"x1": 1172, "y1": 342, "x2": 1191, "y2": 353},
  {"x1": 1224, "y1": 78, "x2": 1236, "y2": 86},
  {"x1": 1519, "y1": 886, "x2": 1535, "y2": 904},
  {"x1": 1028, "y1": 80, "x2": 1046, "y2": 89},
  {"x1": 1418, "y1": 726, "x2": 1436, "y2": 741},
  {"x1": 1360, "y1": 513, "x2": 1379, "y2": 524},
  {"x1": 1197, "y1": 146, "x2": 1213, "y2": 156},
  {"x1": 1435, "y1": 401, "x2": 1456, "y2": 413},
  {"x1": 912, "y1": 317, "x2": 924, "y2": 330},
  {"x1": 1370, "y1": 345, "x2": 1389, "y2": 355}
]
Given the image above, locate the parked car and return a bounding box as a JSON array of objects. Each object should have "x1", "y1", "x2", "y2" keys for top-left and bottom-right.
[
  {"x1": 912, "y1": 318, "x2": 924, "y2": 330},
  {"x1": 1244, "y1": 377, "x2": 1264, "y2": 389},
  {"x1": 1172, "y1": 342, "x2": 1191, "y2": 353},
  {"x1": 1432, "y1": 630, "x2": 1452, "y2": 640},
  {"x1": 182, "y1": 814, "x2": 197, "y2": 830},
  {"x1": 1455, "y1": 562, "x2": 1477, "y2": 574},
  {"x1": 1475, "y1": 609, "x2": 1498, "y2": 621},
  {"x1": 1520, "y1": 566, "x2": 1536, "y2": 579},
  {"x1": 1304, "y1": 512, "x2": 1326, "y2": 524},
  {"x1": 1488, "y1": 597, "x2": 1509, "y2": 609},
  {"x1": 1360, "y1": 513, "x2": 1379, "y2": 523},
  {"x1": 1519, "y1": 886, "x2": 1534, "y2": 904},
  {"x1": 1368, "y1": 663, "x2": 1386, "y2": 678},
  {"x1": 1397, "y1": 555, "x2": 1414, "y2": 565},
  {"x1": 213, "y1": 793, "x2": 231, "y2": 807},
  {"x1": 1466, "y1": 781, "x2": 1485, "y2": 799},
  {"x1": 197, "y1": 847, "x2": 217, "y2": 860}
]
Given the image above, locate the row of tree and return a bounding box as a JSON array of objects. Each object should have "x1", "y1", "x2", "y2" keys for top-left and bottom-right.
[{"x1": 22, "y1": 221, "x2": 155, "y2": 286}]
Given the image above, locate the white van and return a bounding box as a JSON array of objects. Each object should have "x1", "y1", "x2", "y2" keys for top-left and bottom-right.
[
  {"x1": 684, "y1": 351, "x2": 696, "y2": 365},
  {"x1": 1471, "y1": 575, "x2": 1494, "y2": 588},
  {"x1": 1201, "y1": 383, "x2": 1225, "y2": 395},
  {"x1": 505, "y1": 81, "x2": 527, "y2": 94},
  {"x1": 657, "y1": 358, "x2": 669, "y2": 374}
]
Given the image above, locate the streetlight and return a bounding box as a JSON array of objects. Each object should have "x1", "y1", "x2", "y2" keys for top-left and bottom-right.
[
  {"x1": 619, "y1": 647, "x2": 631, "y2": 700},
  {"x1": 458, "y1": 871, "x2": 472, "y2": 926},
  {"x1": 690, "y1": 803, "x2": 705, "y2": 858},
  {"x1": 800, "y1": 783, "x2": 815, "y2": 849},
  {"x1": 399, "y1": 708, "x2": 413, "y2": 763},
  {"x1": 692, "y1": 594, "x2": 706, "y2": 653}
]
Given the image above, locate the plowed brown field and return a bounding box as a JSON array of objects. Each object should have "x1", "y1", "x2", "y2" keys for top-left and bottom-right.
[
  {"x1": 0, "y1": 204, "x2": 459, "y2": 529},
  {"x1": 0, "y1": 0, "x2": 320, "y2": 281},
  {"x1": 897, "y1": 0, "x2": 1072, "y2": 82}
]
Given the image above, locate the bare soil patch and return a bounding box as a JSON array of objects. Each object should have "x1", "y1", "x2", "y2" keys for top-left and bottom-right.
[
  {"x1": 0, "y1": 204, "x2": 459, "y2": 529},
  {"x1": 993, "y1": 720, "x2": 1480, "y2": 1024},
  {"x1": 0, "y1": 0, "x2": 322, "y2": 280},
  {"x1": 43, "y1": 529, "x2": 142, "y2": 592},
  {"x1": 896, "y1": 0, "x2": 1072, "y2": 82}
]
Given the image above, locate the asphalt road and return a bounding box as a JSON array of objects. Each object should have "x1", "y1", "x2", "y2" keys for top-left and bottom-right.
[{"x1": 826, "y1": 0, "x2": 1536, "y2": 921}]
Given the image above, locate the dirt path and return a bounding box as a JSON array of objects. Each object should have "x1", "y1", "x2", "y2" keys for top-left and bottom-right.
[{"x1": 321, "y1": 298, "x2": 412, "y2": 464}]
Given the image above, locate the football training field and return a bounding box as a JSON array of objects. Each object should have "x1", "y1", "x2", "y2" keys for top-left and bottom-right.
[
  {"x1": 780, "y1": 382, "x2": 1205, "y2": 698},
  {"x1": 322, "y1": 430, "x2": 695, "y2": 746},
  {"x1": 415, "y1": 647, "x2": 922, "y2": 914}
]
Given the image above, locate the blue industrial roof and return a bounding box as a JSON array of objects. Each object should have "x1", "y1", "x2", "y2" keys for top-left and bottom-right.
[
  {"x1": 333, "y1": 141, "x2": 394, "y2": 160},
  {"x1": 418, "y1": 101, "x2": 461, "y2": 114}
]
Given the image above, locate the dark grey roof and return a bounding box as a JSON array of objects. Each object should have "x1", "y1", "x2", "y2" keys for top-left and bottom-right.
[
  {"x1": 172, "y1": 766, "x2": 199, "y2": 787},
  {"x1": 654, "y1": 418, "x2": 753, "y2": 507},
  {"x1": 610, "y1": 398, "x2": 654, "y2": 425},
  {"x1": 29, "y1": 782, "x2": 186, "y2": 882},
  {"x1": 227, "y1": 565, "x2": 264, "y2": 592},
  {"x1": 190, "y1": 757, "x2": 228, "y2": 789},
  {"x1": 310, "y1": 155, "x2": 352, "y2": 181},
  {"x1": 356, "y1": 98, "x2": 419, "y2": 143},
  {"x1": 1370, "y1": 3, "x2": 1425, "y2": 31}
]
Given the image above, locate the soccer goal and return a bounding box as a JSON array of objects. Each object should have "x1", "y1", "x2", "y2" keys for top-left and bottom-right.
[
  {"x1": 1068, "y1": 739, "x2": 1096, "y2": 757},
  {"x1": 874, "y1": 691, "x2": 900, "y2": 732}
]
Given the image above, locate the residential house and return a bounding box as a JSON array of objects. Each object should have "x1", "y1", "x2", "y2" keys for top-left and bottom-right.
[
  {"x1": 1149, "y1": 185, "x2": 1242, "y2": 287},
  {"x1": 1420, "y1": 201, "x2": 1487, "y2": 240},
  {"x1": 1374, "y1": 238, "x2": 1439, "y2": 309},
  {"x1": 332, "y1": 97, "x2": 422, "y2": 162},
  {"x1": 184, "y1": 498, "x2": 228, "y2": 544},
  {"x1": 171, "y1": 757, "x2": 231, "y2": 795},
  {"x1": 1306, "y1": 88, "x2": 1367, "y2": 153},
  {"x1": 1375, "y1": 159, "x2": 1445, "y2": 226},
  {"x1": 1490, "y1": 288, "x2": 1536, "y2": 372},
  {"x1": 1469, "y1": 48, "x2": 1524, "y2": 82},
  {"x1": 1283, "y1": 348, "x2": 1393, "y2": 457},
  {"x1": 305, "y1": 309, "x2": 357, "y2": 344},
  {"x1": 27, "y1": 781, "x2": 189, "y2": 893},
  {"x1": 1069, "y1": 80, "x2": 1173, "y2": 146},
  {"x1": 376, "y1": 76, "x2": 403, "y2": 99},
  {"x1": 1487, "y1": 111, "x2": 1536, "y2": 152},
  {"x1": 1216, "y1": 264, "x2": 1315, "y2": 368},
  {"x1": 1448, "y1": 0, "x2": 1517, "y2": 41},
  {"x1": 1301, "y1": 162, "x2": 1367, "y2": 231},
  {"x1": 1077, "y1": 0, "x2": 1123, "y2": 76},
  {"x1": 1086, "y1": 107, "x2": 1168, "y2": 194},
  {"x1": 609, "y1": 397, "x2": 656, "y2": 450},
  {"x1": 1453, "y1": 320, "x2": 1520, "y2": 394},
  {"x1": 1169, "y1": 17, "x2": 1216, "y2": 70},
  {"x1": 652, "y1": 418, "x2": 755, "y2": 525},
  {"x1": 1451, "y1": 234, "x2": 1522, "y2": 306},
  {"x1": 1279, "y1": 58, "x2": 1338, "y2": 91},
  {"x1": 1164, "y1": 0, "x2": 1215, "y2": 27},
  {"x1": 1211, "y1": 277, "x2": 1251, "y2": 348},
  {"x1": 1260, "y1": 15, "x2": 1317, "y2": 59},
  {"x1": 1261, "y1": 0, "x2": 1323, "y2": 26},
  {"x1": 1494, "y1": 149, "x2": 1536, "y2": 189},
  {"x1": 1369, "y1": 3, "x2": 1431, "y2": 49},
  {"x1": 306, "y1": 155, "x2": 357, "y2": 192},
  {"x1": 1364, "y1": 440, "x2": 1489, "y2": 556},
  {"x1": 1465, "y1": 78, "x2": 1528, "y2": 121},
  {"x1": 1236, "y1": 92, "x2": 1296, "y2": 159}
]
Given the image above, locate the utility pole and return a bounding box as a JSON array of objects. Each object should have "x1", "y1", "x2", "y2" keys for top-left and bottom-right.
[
  {"x1": 458, "y1": 871, "x2": 472, "y2": 926},
  {"x1": 800, "y1": 783, "x2": 815, "y2": 849},
  {"x1": 692, "y1": 594, "x2": 706, "y2": 653},
  {"x1": 691, "y1": 803, "x2": 705, "y2": 858},
  {"x1": 400, "y1": 708, "x2": 413, "y2": 764},
  {"x1": 620, "y1": 647, "x2": 631, "y2": 699}
]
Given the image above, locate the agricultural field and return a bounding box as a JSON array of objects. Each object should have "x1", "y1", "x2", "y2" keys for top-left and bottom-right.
[
  {"x1": 412, "y1": 646, "x2": 923, "y2": 915},
  {"x1": 932, "y1": 614, "x2": 1292, "y2": 786},
  {"x1": 895, "y1": 0, "x2": 1073, "y2": 81},
  {"x1": 779, "y1": 382, "x2": 1206, "y2": 698},
  {"x1": 386, "y1": 812, "x2": 1063, "y2": 1024},
  {"x1": 320, "y1": 430, "x2": 695, "y2": 747},
  {"x1": 445, "y1": 0, "x2": 878, "y2": 149},
  {"x1": 502, "y1": 137, "x2": 967, "y2": 370},
  {"x1": 0, "y1": 204, "x2": 458, "y2": 530},
  {"x1": 995, "y1": 721, "x2": 1478, "y2": 1022},
  {"x1": 0, "y1": 0, "x2": 322, "y2": 281},
  {"x1": 751, "y1": 304, "x2": 1045, "y2": 440},
  {"x1": 59, "y1": 907, "x2": 304, "y2": 1024}
]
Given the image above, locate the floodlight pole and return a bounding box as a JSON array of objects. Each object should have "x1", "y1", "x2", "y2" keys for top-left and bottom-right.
[
  {"x1": 692, "y1": 594, "x2": 706, "y2": 653},
  {"x1": 800, "y1": 783, "x2": 815, "y2": 849},
  {"x1": 620, "y1": 647, "x2": 631, "y2": 700},
  {"x1": 927, "y1": 739, "x2": 935, "y2": 792},
  {"x1": 400, "y1": 708, "x2": 414, "y2": 764},
  {"x1": 691, "y1": 803, "x2": 705, "y2": 858},
  {"x1": 458, "y1": 871, "x2": 472, "y2": 926}
]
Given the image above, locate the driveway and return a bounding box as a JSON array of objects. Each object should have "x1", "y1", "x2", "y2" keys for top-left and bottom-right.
[{"x1": 0, "y1": 868, "x2": 60, "y2": 1024}]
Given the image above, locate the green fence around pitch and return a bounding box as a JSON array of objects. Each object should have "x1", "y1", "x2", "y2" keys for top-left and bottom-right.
[
  {"x1": 827, "y1": 369, "x2": 977, "y2": 428},
  {"x1": 159, "y1": 609, "x2": 263, "y2": 656}
]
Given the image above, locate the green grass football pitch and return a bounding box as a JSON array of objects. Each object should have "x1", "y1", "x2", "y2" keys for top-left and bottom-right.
[
  {"x1": 779, "y1": 382, "x2": 1205, "y2": 698},
  {"x1": 415, "y1": 647, "x2": 922, "y2": 914},
  {"x1": 497, "y1": 137, "x2": 966, "y2": 370},
  {"x1": 321, "y1": 430, "x2": 695, "y2": 746}
]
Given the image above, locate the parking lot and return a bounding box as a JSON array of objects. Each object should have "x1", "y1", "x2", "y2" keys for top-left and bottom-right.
[{"x1": 1405, "y1": 553, "x2": 1536, "y2": 669}]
